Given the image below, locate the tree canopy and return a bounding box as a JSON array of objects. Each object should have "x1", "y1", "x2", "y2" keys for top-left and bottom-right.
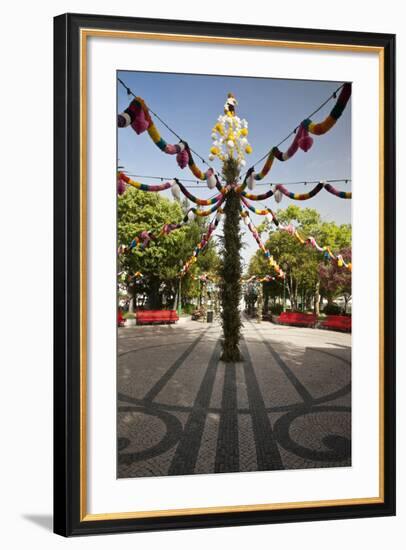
[
  {"x1": 248, "y1": 205, "x2": 351, "y2": 312},
  {"x1": 117, "y1": 187, "x2": 219, "y2": 308}
]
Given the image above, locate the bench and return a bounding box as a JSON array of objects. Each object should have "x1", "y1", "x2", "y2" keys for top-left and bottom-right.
[
  {"x1": 275, "y1": 311, "x2": 317, "y2": 328},
  {"x1": 320, "y1": 315, "x2": 351, "y2": 332},
  {"x1": 136, "y1": 310, "x2": 179, "y2": 325},
  {"x1": 117, "y1": 311, "x2": 126, "y2": 327}
]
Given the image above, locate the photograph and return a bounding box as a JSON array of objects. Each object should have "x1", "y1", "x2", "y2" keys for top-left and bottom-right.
[{"x1": 116, "y1": 71, "x2": 352, "y2": 479}]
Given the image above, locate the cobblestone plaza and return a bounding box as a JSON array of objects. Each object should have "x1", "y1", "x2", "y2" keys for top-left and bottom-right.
[{"x1": 117, "y1": 318, "x2": 351, "y2": 478}]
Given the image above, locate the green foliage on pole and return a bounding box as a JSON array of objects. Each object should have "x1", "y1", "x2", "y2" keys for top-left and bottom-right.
[{"x1": 219, "y1": 158, "x2": 243, "y2": 362}]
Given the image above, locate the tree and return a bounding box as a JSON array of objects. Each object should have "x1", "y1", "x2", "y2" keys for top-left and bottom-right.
[
  {"x1": 117, "y1": 187, "x2": 218, "y2": 309},
  {"x1": 318, "y1": 246, "x2": 352, "y2": 311},
  {"x1": 248, "y1": 205, "x2": 351, "y2": 313}
]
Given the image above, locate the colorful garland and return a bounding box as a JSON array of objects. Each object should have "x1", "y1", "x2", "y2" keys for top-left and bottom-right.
[
  {"x1": 118, "y1": 172, "x2": 176, "y2": 193},
  {"x1": 240, "y1": 196, "x2": 279, "y2": 225},
  {"x1": 275, "y1": 182, "x2": 325, "y2": 201},
  {"x1": 240, "y1": 181, "x2": 351, "y2": 204},
  {"x1": 241, "y1": 210, "x2": 284, "y2": 278},
  {"x1": 180, "y1": 213, "x2": 223, "y2": 276},
  {"x1": 190, "y1": 273, "x2": 216, "y2": 282},
  {"x1": 244, "y1": 274, "x2": 278, "y2": 283},
  {"x1": 278, "y1": 223, "x2": 352, "y2": 271},
  {"x1": 118, "y1": 96, "x2": 218, "y2": 189},
  {"x1": 241, "y1": 187, "x2": 275, "y2": 201},
  {"x1": 118, "y1": 195, "x2": 225, "y2": 254},
  {"x1": 173, "y1": 178, "x2": 226, "y2": 205},
  {"x1": 245, "y1": 83, "x2": 351, "y2": 183},
  {"x1": 324, "y1": 183, "x2": 352, "y2": 199}
]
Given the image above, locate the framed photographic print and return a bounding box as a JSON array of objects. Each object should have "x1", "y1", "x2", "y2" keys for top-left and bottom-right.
[{"x1": 53, "y1": 13, "x2": 396, "y2": 536}]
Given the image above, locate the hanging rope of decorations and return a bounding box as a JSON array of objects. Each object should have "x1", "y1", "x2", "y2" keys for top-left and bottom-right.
[
  {"x1": 117, "y1": 90, "x2": 219, "y2": 189},
  {"x1": 117, "y1": 171, "x2": 176, "y2": 194},
  {"x1": 118, "y1": 194, "x2": 225, "y2": 254},
  {"x1": 244, "y1": 274, "x2": 279, "y2": 283},
  {"x1": 172, "y1": 178, "x2": 227, "y2": 204},
  {"x1": 240, "y1": 203, "x2": 352, "y2": 271},
  {"x1": 240, "y1": 209, "x2": 285, "y2": 278},
  {"x1": 190, "y1": 273, "x2": 217, "y2": 282},
  {"x1": 237, "y1": 83, "x2": 352, "y2": 189},
  {"x1": 240, "y1": 180, "x2": 351, "y2": 206},
  {"x1": 277, "y1": 223, "x2": 352, "y2": 271},
  {"x1": 180, "y1": 212, "x2": 223, "y2": 276}
]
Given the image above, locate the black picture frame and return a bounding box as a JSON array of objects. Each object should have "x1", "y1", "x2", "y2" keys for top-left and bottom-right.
[{"x1": 54, "y1": 12, "x2": 396, "y2": 536}]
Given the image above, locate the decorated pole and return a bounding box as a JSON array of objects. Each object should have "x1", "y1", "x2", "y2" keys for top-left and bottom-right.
[
  {"x1": 220, "y1": 158, "x2": 243, "y2": 361},
  {"x1": 117, "y1": 81, "x2": 352, "y2": 359},
  {"x1": 210, "y1": 94, "x2": 253, "y2": 362}
]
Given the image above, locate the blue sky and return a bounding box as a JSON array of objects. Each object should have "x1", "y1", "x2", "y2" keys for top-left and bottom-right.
[{"x1": 117, "y1": 71, "x2": 351, "y2": 267}]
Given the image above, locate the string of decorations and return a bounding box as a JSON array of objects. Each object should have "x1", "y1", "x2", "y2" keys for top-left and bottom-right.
[
  {"x1": 238, "y1": 83, "x2": 352, "y2": 189},
  {"x1": 240, "y1": 203, "x2": 352, "y2": 271},
  {"x1": 118, "y1": 171, "x2": 351, "y2": 203},
  {"x1": 118, "y1": 171, "x2": 225, "y2": 203},
  {"x1": 190, "y1": 273, "x2": 217, "y2": 282},
  {"x1": 117, "y1": 89, "x2": 219, "y2": 189},
  {"x1": 240, "y1": 196, "x2": 279, "y2": 222},
  {"x1": 240, "y1": 209, "x2": 285, "y2": 278},
  {"x1": 180, "y1": 212, "x2": 223, "y2": 276},
  {"x1": 172, "y1": 178, "x2": 227, "y2": 205},
  {"x1": 118, "y1": 196, "x2": 225, "y2": 254},
  {"x1": 244, "y1": 274, "x2": 279, "y2": 284},
  {"x1": 117, "y1": 77, "x2": 209, "y2": 166},
  {"x1": 124, "y1": 173, "x2": 351, "y2": 188},
  {"x1": 277, "y1": 223, "x2": 352, "y2": 271}
]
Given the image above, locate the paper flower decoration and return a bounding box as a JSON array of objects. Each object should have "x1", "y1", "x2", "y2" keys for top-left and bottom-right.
[{"x1": 209, "y1": 93, "x2": 253, "y2": 168}]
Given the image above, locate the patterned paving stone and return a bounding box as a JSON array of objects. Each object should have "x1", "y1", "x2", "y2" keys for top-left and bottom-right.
[{"x1": 117, "y1": 317, "x2": 351, "y2": 478}]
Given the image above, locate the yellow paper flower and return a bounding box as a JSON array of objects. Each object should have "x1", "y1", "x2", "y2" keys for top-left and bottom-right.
[{"x1": 245, "y1": 145, "x2": 253, "y2": 154}]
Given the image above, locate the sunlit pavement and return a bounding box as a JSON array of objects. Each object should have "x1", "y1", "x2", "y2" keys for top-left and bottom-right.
[{"x1": 117, "y1": 317, "x2": 351, "y2": 478}]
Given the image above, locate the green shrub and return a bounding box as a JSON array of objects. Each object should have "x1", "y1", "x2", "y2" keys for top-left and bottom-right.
[
  {"x1": 182, "y1": 303, "x2": 197, "y2": 315},
  {"x1": 323, "y1": 303, "x2": 342, "y2": 315},
  {"x1": 270, "y1": 304, "x2": 284, "y2": 315}
]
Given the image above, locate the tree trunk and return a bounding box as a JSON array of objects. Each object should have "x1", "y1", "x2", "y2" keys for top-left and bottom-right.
[
  {"x1": 314, "y1": 280, "x2": 321, "y2": 316},
  {"x1": 148, "y1": 277, "x2": 161, "y2": 309},
  {"x1": 220, "y1": 184, "x2": 242, "y2": 362}
]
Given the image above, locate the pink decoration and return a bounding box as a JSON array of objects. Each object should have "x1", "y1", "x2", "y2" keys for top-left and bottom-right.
[
  {"x1": 117, "y1": 177, "x2": 126, "y2": 196},
  {"x1": 139, "y1": 230, "x2": 152, "y2": 248},
  {"x1": 131, "y1": 105, "x2": 150, "y2": 134},
  {"x1": 282, "y1": 224, "x2": 296, "y2": 235},
  {"x1": 176, "y1": 148, "x2": 189, "y2": 169},
  {"x1": 165, "y1": 144, "x2": 178, "y2": 154},
  {"x1": 298, "y1": 128, "x2": 314, "y2": 152}
]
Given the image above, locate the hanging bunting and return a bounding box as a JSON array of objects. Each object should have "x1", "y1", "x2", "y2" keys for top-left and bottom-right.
[
  {"x1": 275, "y1": 182, "x2": 324, "y2": 201},
  {"x1": 248, "y1": 83, "x2": 351, "y2": 181},
  {"x1": 118, "y1": 172, "x2": 176, "y2": 193},
  {"x1": 174, "y1": 178, "x2": 226, "y2": 205},
  {"x1": 118, "y1": 94, "x2": 220, "y2": 189},
  {"x1": 180, "y1": 213, "x2": 223, "y2": 276},
  {"x1": 242, "y1": 210, "x2": 285, "y2": 278},
  {"x1": 324, "y1": 183, "x2": 352, "y2": 199},
  {"x1": 275, "y1": 222, "x2": 352, "y2": 271}
]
